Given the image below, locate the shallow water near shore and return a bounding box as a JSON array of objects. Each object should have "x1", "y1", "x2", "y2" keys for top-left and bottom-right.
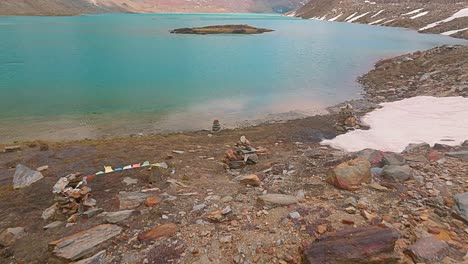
[{"x1": 0, "y1": 13, "x2": 465, "y2": 143}]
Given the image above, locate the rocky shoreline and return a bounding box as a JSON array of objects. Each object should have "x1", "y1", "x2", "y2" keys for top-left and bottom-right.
[{"x1": 0, "y1": 45, "x2": 467, "y2": 263}]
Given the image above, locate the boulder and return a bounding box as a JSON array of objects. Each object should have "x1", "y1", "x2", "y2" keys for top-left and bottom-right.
[
  {"x1": 355, "y1": 149, "x2": 385, "y2": 167},
  {"x1": 233, "y1": 174, "x2": 261, "y2": 187},
  {"x1": 138, "y1": 223, "x2": 178, "y2": 242},
  {"x1": 326, "y1": 158, "x2": 371, "y2": 190},
  {"x1": 118, "y1": 191, "x2": 153, "y2": 209},
  {"x1": 258, "y1": 194, "x2": 301, "y2": 206},
  {"x1": 432, "y1": 143, "x2": 452, "y2": 151},
  {"x1": 382, "y1": 165, "x2": 412, "y2": 182},
  {"x1": 49, "y1": 224, "x2": 122, "y2": 261},
  {"x1": 453, "y1": 192, "x2": 468, "y2": 222},
  {"x1": 302, "y1": 226, "x2": 400, "y2": 264},
  {"x1": 405, "y1": 237, "x2": 449, "y2": 264},
  {"x1": 105, "y1": 210, "x2": 135, "y2": 224},
  {"x1": 382, "y1": 153, "x2": 406, "y2": 166},
  {"x1": 0, "y1": 227, "x2": 25, "y2": 247},
  {"x1": 403, "y1": 143, "x2": 430, "y2": 153},
  {"x1": 13, "y1": 164, "x2": 43, "y2": 189}
]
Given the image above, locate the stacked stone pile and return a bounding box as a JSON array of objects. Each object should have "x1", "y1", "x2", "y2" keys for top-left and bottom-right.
[
  {"x1": 335, "y1": 104, "x2": 363, "y2": 132},
  {"x1": 212, "y1": 119, "x2": 221, "y2": 132},
  {"x1": 223, "y1": 136, "x2": 265, "y2": 169},
  {"x1": 45, "y1": 174, "x2": 99, "y2": 222}
]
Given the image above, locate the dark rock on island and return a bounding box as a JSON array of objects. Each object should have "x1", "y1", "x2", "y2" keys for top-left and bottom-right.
[{"x1": 170, "y1": 25, "x2": 274, "y2": 34}]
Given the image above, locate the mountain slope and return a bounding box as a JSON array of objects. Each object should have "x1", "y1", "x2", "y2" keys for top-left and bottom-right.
[
  {"x1": 0, "y1": 0, "x2": 121, "y2": 16},
  {"x1": 0, "y1": 0, "x2": 306, "y2": 16},
  {"x1": 291, "y1": 0, "x2": 468, "y2": 39}
]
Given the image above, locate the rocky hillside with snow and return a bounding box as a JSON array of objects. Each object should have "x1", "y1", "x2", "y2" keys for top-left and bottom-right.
[
  {"x1": 0, "y1": 0, "x2": 307, "y2": 16},
  {"x1": 291, "y1": 0, "x2": 468, "y2": 39}
]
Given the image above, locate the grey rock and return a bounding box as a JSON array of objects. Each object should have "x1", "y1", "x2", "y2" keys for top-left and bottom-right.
[
  {"x1": 355, "y1": 148, "x2": 384, "y2": 167},
  {"x1": 420, "y1": 73, "x2": 432, "y2": 81},
  {"x1": 382, "y1": 153, "x2": 406, "y2": 166},
  {"x1": 220, "y1": 196, "x2": 233, "y2": 203},
  {"x1": 42, "y1": 203, "x2": 58, "y2": 220},
  {"x1": 0, "y1": 227, "x2": 25, "y2": 246},
  {"x1": 289, "y1": 212, "x2": 301, "y2": 219},
  {"x1": 446, "y1": 151, "x2": 468, "y2": 160},
  {"x1": 72, "y1": 250, "x2": 106, "y2": 264},
  {"x1": 82, "y1": 208, "x2": 104, "y2": 219},
  {"x1": 105, "y1": 210, "x2": 135, "y2": 224},
  {"x1": 118, "y1": 191, "x2": 153, "y2": 210},
  {"x1": 432, "y1": 143, "x2": 452, "y2": 151},
  {"x1": 405, "y1": 237, "x2": 449, "y2": 263},
  {"x1": 258, "y1": 194, "x2": 301, "y2": 206},
  {"x1": 122, "y1": 177, "x2": 138, "y2": 186},
  {"x1": 192, "y1": 204, "x2": 206, "y2": 211},
  {"x1": 382, "y1": 165, "x2": 413, "y2": 182},
  {"x1": 13, "y1": 164, "x2": 44, "y2": 189},
  {"x1": 405, "y1": 154, "x2": 429, "y2": 163},
  {"x1": 44, "y1": 221, "x2": 63, "y2": 230},
  {"x1": 403, "y1": 143, "x2": 431, "y2": 153},
  {"x1": 453, "y1": 192, "x2": 468, "y2": 222},
  {"x1": 344, "y1": 197, "x2": 357, "y2": 207},
  {"x1": 219, "y1": 235, "x2": 232, "y2": 243},
  {"x1": 371, "y1": 167, "x2": 383, "y2": 176}
]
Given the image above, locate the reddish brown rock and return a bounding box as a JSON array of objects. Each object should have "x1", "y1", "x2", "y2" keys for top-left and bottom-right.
[
  {"x1": 426, "y1": 150, "x2": 442, "y2": 161},
  {"x1": 138, "y1": 223, "x2": 178, "y2": 242},
  {"x1": 405, "y1": 237, "x2": 449, "y2": 264},
  {"x1": 302, "y1": 226, "x2": 400, "y2": 264},
  {"x1": 235, "y1": 174, "x2": 261, "y2": 187},
  {"x1": 341, "y1": 219, "x2": 355, "y2": 225},
  {"x1": 144, "y1": 196, "x2": 161, "y2": 207},
  {"x1": 326, "y1": 158, "x2": 372, "y2": 191}
]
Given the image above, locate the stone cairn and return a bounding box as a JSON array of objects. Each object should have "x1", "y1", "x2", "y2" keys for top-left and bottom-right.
[
  {"x1": 223, "y1": 136, "x2": 264, "y2": 169},
  {"x1": 48, "y1": 174, "x2": 99, "y2": 223},
  {"x1": 335, "y1": 104, "x2": 362, "y2": 132},
  {"x1": 212, "y1": 120, "x2": 221, "y2": 132}
]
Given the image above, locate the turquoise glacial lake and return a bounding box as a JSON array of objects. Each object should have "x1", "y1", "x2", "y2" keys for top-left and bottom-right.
[{"x1": 0, "y1": 13, "x2": 465, "y2": 142}]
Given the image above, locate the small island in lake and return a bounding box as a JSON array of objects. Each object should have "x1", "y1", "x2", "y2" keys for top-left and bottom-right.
[{"x1": 170, "y1": 24, "x2": 274, "y2": 34}]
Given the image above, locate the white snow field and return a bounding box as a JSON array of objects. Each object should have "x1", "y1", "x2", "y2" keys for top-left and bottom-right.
[{"x1": 321, "y1": 96, "x2": 468, "y2": 153}]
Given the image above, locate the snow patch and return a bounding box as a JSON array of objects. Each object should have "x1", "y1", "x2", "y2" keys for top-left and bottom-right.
[
  {"x1": 410, "y1": 11, "x2": 429, "y2": 20},
  {"x1": 402, "y1": 8, "x2": 424, "y2": 16},
  {"x1": 329, "y1": 14, "x2": 342, "y2": 22},
  {"x1": 442, "y1": 27, "x2": 468, "y2": 35},
  {"x1": 381, "y1": 19, "x2": 395, "y2": 25},
  {"x1": 347, "y1": 12, "x2": 370, "y2": 23},
  {"x1": 420, "y1": 7, "x2": 468, "y2": 31},
  {"x1": 369, "y1": 18, "x2": 385, "y2": 25},
  {"x1": 344, "y1": 12, "x2": 358, "y2": 22},
  {"x1": 321, "y1": 96, "x2": 468, "y2": 153},
  {"x1": 371, "y1": 9, "x2": 385, "y2": 18}
]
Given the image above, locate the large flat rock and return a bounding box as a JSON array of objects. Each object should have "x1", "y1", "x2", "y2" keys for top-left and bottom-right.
[
  {"x1": 49, "y1": 224, "x2": 122, "y2": 261},
  {"x1": 13, "y1": 164, "x2": 43, "y2": 189},
  {"x1": 302, "y1": 226, "x2": 400, "y2": 264}
]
